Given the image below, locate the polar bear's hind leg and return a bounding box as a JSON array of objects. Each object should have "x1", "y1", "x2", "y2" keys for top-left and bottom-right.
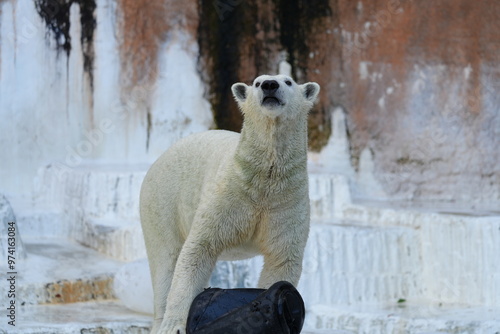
[{"x1": 140, "y1": 164, "x2": 184, "y2": 334}]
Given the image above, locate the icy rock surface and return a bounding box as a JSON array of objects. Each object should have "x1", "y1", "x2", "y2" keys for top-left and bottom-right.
[
  {"x1": 113, "y1": 256, "x2": 264, "y2": 315},
  {"x1": 0, "y1": 194, "x2": 16, "y2": 226},
  {"x1": 0, "y1": 1, "x2": 213, "y2": 197},
  {"x1": 0, "y1": 194, "x2": 27, "y2": 266},
  {"x1": 114, "y1": 259, "x2": 154, "y2": 315}
]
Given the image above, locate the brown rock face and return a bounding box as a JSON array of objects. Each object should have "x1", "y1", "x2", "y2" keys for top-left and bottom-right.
[
  {"x1": 44, "y1": 277, "x2": 114, "y2": 304},
  {"x1": 197, "y1": 0, "x2": 499, "y2": 203},
  {"x1": 118, "y1": 0, "x2": 198, "y2": 87},
  {"x1": 335, "y1": 0, "x2": 500, "y2": 202}
]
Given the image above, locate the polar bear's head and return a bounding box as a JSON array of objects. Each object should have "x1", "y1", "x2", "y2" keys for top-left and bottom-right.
[{"x1": 231, "y1": 74, "x2": 320, "y2": 119}]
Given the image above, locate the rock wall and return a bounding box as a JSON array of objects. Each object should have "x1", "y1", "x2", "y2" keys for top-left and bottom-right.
[
  {"x1": 0, "y1": 0, "x2": 498, "y2": 206},
  {"x1": 197, "y1": 0, "x2": 500, "y2": 204},
  {"x1": 0, "y1": 0, "x2": 213, "y2": 196},
  {"x1": 336, "y1": 0, "x2": 500, "y2": 204}
]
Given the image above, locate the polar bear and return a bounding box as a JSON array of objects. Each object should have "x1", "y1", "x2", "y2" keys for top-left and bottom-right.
[{"x1": 140, "y1": 74, "x2": 320, "y2": 334}]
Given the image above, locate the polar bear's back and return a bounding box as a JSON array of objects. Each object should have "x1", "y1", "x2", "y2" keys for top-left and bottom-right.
[
  {"x1": 140, "y1": 130, "x2": 240, "y2": 236},
  {"x1": 167, "y1": 130, "x2": 240, "y2": 176}
]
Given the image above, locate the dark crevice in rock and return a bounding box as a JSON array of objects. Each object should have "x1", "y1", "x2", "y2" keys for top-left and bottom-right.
[
  {"x1": 275, "y1": 0, "x2": 335, "y2": 151},
  {"x1": 146, "y1": 110, "x2": 152, "y2": 152},
  {"x1": 79, "y1": 0, "x2": 96, "y2": 91},
  {"x1": 198, "y1": 0, "x2": 249, "y2": 132},
  {"x1": 197, "y1": 0, "x2": 336, "y2": 150},
  {"x1": 35, "y1": 0, "x2": 96, "y2": 90},
  {"x1": 35, "y1": 0, "x2": 72, "y2": 55},
  {"x1": 275, "y1": 0, "x2": 332, "y2": 80}
]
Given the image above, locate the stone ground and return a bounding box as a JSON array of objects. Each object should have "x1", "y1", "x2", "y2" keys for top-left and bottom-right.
[{"x1": 1, "y1": 163, "x2": 498, "y2": 334}]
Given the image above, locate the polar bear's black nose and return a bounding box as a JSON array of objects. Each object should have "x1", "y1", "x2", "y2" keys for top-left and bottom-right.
[{"x1": 261, "y1": 80, "x2": 279, "y2": 94}]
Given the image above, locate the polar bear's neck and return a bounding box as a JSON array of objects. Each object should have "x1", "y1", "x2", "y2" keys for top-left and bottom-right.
[{"x1": 234, "y1": 112, "x2": 308, "y2": 188}]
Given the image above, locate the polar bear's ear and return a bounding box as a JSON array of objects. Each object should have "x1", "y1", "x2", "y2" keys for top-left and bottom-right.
[
  {"x1": 301, "y1": 82, "x2": 320, "y2": 102},
  {"x1": 231, "y1": 83, "x2": 249, "y2": 104}
]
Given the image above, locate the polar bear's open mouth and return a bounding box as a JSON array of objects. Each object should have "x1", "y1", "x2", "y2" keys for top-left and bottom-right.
[{"x1": 262, "y1": 96, "x2": 282, "y2": 107}]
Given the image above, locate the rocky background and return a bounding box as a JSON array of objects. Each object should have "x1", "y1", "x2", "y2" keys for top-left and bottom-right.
[{"x1": 1, "y1": 0, "x2": 499, "y2": 206}]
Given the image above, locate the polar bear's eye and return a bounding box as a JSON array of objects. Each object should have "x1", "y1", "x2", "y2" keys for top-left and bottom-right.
[
  {"x1": 255, "y1": 82, "x2": 260, "y2": 88},
  {"x1": 285, "y1": 80, "x2": 292, "y2": 86}
]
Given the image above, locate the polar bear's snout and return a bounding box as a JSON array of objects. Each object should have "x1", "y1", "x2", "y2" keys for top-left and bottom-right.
[
  {"x1": 261, "y1": 79, "x2": 284, "y2": 108},
  {"x1": 261, "y1": 79, "x2": 279, "y2": 94}
]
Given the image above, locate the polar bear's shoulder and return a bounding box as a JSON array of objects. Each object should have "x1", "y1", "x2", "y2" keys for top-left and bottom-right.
[
  {"x1": 182, "y1": 129, "x2": 239, "y2": 144},
  {"x1": 161, "y1": 130, "x2": 240, "y2": 167},
  {"x1": 146, "y1": 130, "x2": 240, "y2": 186},
  {"x1": 173, "y1": 130, "x2": 240, "y2": 152}
]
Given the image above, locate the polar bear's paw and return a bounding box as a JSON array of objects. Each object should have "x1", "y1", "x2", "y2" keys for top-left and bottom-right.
[{"x1": 158, "y1": 320, "x2": 186, "y2": 334}]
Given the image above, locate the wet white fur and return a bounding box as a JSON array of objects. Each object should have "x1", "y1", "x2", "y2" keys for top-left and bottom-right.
[{"x1": 140, "y1": 74, "x2": 320, "y2": 334}]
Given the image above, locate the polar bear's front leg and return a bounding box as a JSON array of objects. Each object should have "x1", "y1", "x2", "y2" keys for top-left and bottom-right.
[
  {"x1": 258, "y1": 251, "x2": 305, "y2": 288},
  {"x1": 158, "y1": 237, "x2": 219, "y2": 334},
  {"x1": 257, "y1": 209, "x2": 309, "y2": 289},
  {"x1": 158, "y1": 194, "x2": 254, "y2": 334}
]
